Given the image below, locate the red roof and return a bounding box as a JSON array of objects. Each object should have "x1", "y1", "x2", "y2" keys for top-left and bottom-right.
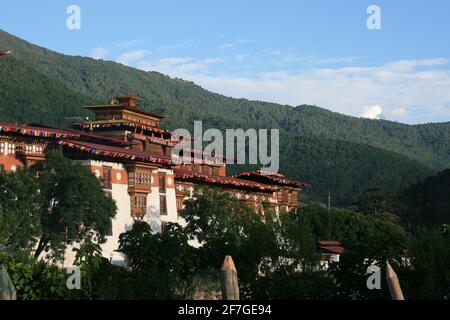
[
  {"x1": 84, "y1": 104, "x2": 166, "y2": 119},
  {"x1": 174, "y1": 169, "x2": 278, "y2": 193},
  {"x1": 59, "y1": 140, "x2": 174, "y2": 165},
  {"x1": 318, "y1": 240, "x2": 341, "y2": 246},
  {"x1": 0, "y1": 123, "x2": 81, "y2": 139},
  {"x1": 0, "y1": 122, "x2": 132, "y2": 146},
  {"x1": 319, "y1": 246, "x2": 344, "y2": 254},
  {"x1": 233, "y1": 170, "x2": 310, "y2": 189}
]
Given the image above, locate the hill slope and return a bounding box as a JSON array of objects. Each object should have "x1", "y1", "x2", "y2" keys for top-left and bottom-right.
[
  {"x1": 401, "y1": 169, "x2": 450, "y2": 229},
  {"x1": 0, "y1": 29, "x2": 444, "y2": 204},
  {"x1": 1, "y1": 29, "x2": 449, "y2": 171},
  {"x1": 229, "y1": 133, "x2": 433, "y2": 205},
  {"x1": 0, "y1": 55, "x2": 96, "y2": 125}
]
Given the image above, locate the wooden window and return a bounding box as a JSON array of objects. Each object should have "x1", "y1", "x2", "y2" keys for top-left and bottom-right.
[
  {"x1": 159, "y1": 174, "x2": 166, "y2": 193},
  {"x1": 103, "y1": 166, "x2": 112, "y2": 189},
  {"x1": 7, "y1": 143, "x2": 15, "y2": 155},
  {"x1": 203, "y1": 166, "x2": 212, "y2": 175},
  {"x1": 148, "y1": 143, "x2": 163, "y2": 155},
  {"x1": 277, "y1": 192, "x2": 282, "y2": 202},
  {"x1": 176, "y1": 197, "x2": 184, "y2": 211},
  {"x1": 130, "y1": 193, "x2": 147, "y2": 219},
  {"x1": 160, "y1": 194, "x2": 167, "y2": 215},
  {"x1": 0, "y1": 142, "x2": 5, "y2": 155},
  {"x1": 291, "y1": 191, "x2": 298, "y2": 205},
  {"x1": 282, "y1": 191, "x2": 289, "y2": 203},
  {"x1": 128, "y1": 171, "x2": 135, "y2": 187}
]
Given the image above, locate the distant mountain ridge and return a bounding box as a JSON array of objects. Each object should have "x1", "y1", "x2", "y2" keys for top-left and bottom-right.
[{"x1": 0, "y1": 29, "x2": 446, "y2": 204}]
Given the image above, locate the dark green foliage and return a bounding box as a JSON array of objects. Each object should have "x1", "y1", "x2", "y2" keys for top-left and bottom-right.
[
  {"x1": 251, "y1": 269, "x2": 336, "y2": 300},
  {"x1": 0, "y1": 252, "x2": 76, "y2": 300},
  {"x1": 296, "y1": 205, "x2": 406, "y2": 299},
  {"x1": 251, "y1": 213, "x2": 336, "y2": 300},
  {"x1": 1, "y1": 186, "x2": 448, "y2": 300},
  {"x1": 33, "y1": 152, "x2": 116, "y2": 257},
  {"x1": 0, "y1": 55, "x2": 96, "y2": 127},
  {"x1": 0, "y1": 152, "x2": 117, "y2": 261},
  {"x1": 297, "y1": 205, "x2": 406, "y2": 258},
  {"x1": 355, "y1": 188, "x2": 403, "y2": 216},
  {"x1": 118, "y1": 221, "x2": 198, "y2": 299},
  {"x1": 182, "y1": 188, "x2": 277, "y2": 296},
  {"x1": 72, "y1": 241, "x2": 140, "y2": 300},
  {"x1": 0, "y1": 169, "x2": 41, "y2": 253},
  {"x1": 395, "y1": 228, "x2": 450, "y2": 300},
  {"x1": 276, "y1": 134, "x2": 433, "y2": 205},
  {"x1": 400, "y1": 169, "x2": 450, "y2": 230},
  {"x1": 181, "y1": 190, "x2": 408, "y2": 299},
  {"x1": 30, "y1": 151, "x2": 117, "y2": 260}
]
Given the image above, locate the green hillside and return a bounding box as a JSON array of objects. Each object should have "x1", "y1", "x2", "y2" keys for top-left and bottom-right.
[
  {"x1": 0, "y1": 55, "x2": 96, "y2": 125},
  {"x1": 401, "y1": 169, "x2": 450, "y2": 229},
  {"x1": 0, "y1": 29, "x2": 445, "y2": 204},
  {"x1": 280, "y1": 134, "x2": 433, "y2": 204},
  {"x1": 1, "y1": 29, "x2": 449, "y2": 171}
]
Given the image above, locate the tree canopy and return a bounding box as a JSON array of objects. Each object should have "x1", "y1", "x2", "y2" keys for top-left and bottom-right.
[{"x1": 0, "y1": 151, "x2": 117, "y2": 260}]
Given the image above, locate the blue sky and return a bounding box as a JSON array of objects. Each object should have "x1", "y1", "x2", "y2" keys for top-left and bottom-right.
[{"x1": 1, "y1": 0, "x2": 450, "y2": 124}]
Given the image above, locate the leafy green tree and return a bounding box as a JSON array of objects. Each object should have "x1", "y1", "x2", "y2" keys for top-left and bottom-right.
[
  {"x1": 0, "y1": 169, "x2": 41, "y2": 253},
  {"x1": 395, "y1": 228, "x2": 450, "y2": 299},
  {"x1": 71, "y1": 241, "x2": 136, "y2": 299},
  {"x1": 356, "y1": 188, "x2": 403, "y2": 216},
  {"x1": 118, "y1": 221, "x2": 198, "y2": 299},
  {"x1": 31, "y1": 151, "x2": 117, "y2": 260},
  {"x1": 182, "y1": 188, "x2": 277, "y2": 296},
  {"x1": 400, "y1": 169, "x2": 450, "y2": 231},
  {"x1": 0, "y1": 252, "x2": 76, "y2": 300},
  {"x1": 251, "y1": 212, "x2": 336, "y2": 299},
  {"x1": 297, "y1": 205, "x2": 406, "y2": 299}
]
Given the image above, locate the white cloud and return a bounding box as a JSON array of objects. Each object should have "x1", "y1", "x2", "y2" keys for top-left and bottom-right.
[
  {"x1": 119, "y1": 55, "x2": 450, "y2": 123},
  {"x1": 115, "y1": 50, "x2": 149, "y2": 66},
  {"x1": 360, "y1": 105, "x2": 383, "y2": 119},
  {"x1": 91, "y1": 47, "x2": 109, "y2": 60},
  {"x1": 219, "y1": 43, "x2": 234, "y2": 49},
  {"x1": 385, "y1": 58, "x2": 448, "y2": 70},
  {"x1": 316, "y1": 56, "x2": 365, "y2": 65},
  {"x1": 175, "y1": 59, "x2": 450, "y2": 123},
  {"x1": 116, "y1": 39, "x2": 144, "y2": 48},
  {"x1": 390, "y1": 107, "x2": 407, "y2": 116},
  {"x1": 157, "y1": 41, "x2": 191, "y2": 52},
  {"x1": 235, "y1": 38, "x2": 262, "y2": 44},
  {"x1": 235, "y1": 54, "x2": 249, "y2": 61},
  {"x1": 138, "y1": 57, "x2": 223, "y2": 76}
]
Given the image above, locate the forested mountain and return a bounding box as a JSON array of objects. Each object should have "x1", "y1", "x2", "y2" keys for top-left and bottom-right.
[
  {"x1": 0, "y1": 56, "x2": 96, "y2": 125},
  {"x1": 0, "y1": 29, "x2": 446, "y2": 204},
  {"x1": 227, "y1": 133, "x2": 433, "y2": 204},
  {"x1": 400, "y1": 169, "x2": 450, "y2": 229}
]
